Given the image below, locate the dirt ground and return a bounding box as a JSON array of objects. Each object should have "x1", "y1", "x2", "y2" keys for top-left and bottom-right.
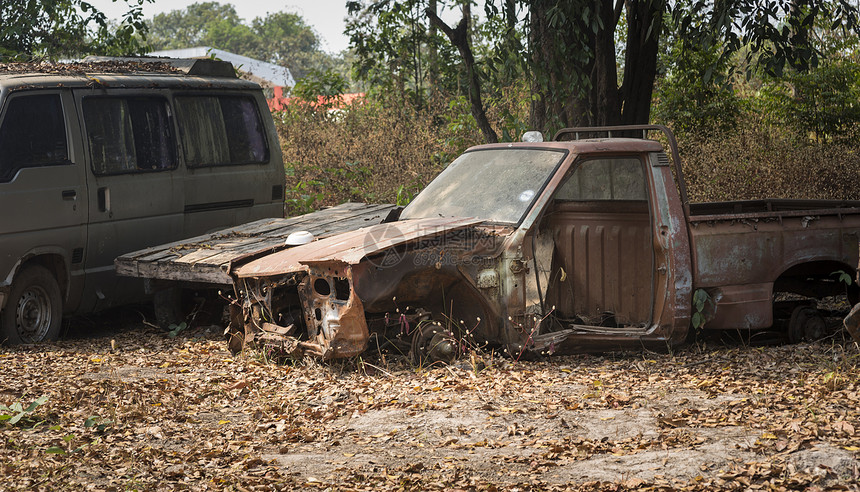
[{"x1": 1, "y1": 311, "x2": 859, "y2": 491}]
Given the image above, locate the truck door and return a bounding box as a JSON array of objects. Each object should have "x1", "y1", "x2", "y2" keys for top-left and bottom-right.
[
  {"x1": 74, "y1": 90, "x2": 183, "y2": 311},
  {"x1": 541, "y1": 156, "x2": 655, "y2": 328}
]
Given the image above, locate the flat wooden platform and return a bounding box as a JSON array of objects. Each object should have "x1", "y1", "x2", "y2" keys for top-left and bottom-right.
[{"x1": 115, "y1": 203, "x2": 396, "y2": 286}]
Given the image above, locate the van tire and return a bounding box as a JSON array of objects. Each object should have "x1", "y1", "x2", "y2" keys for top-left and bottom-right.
[{"x1": 0, "y1": 265, "x2": 62, "y2": 344}]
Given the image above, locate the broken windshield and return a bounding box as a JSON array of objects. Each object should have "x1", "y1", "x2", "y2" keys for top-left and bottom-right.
[{"x1": 400, "y1": 148, "x2": 566, "y2": 224}]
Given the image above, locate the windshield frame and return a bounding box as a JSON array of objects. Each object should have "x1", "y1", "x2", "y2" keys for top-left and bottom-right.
[{"x1": 401, "y1": 146, "x2": 570, "y2": 228}]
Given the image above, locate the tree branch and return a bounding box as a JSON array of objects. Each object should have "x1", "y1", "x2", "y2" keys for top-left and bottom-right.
[
  {"x1": 426, "y1": 6, "x2": 498, "y2": 143},
  {"x1": 614, "y1": 0, "x2": 625, "y2": 28}
]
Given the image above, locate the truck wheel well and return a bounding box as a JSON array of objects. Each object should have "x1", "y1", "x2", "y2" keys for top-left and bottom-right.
[{"x1": 773, "y1": 260, "x2": 856, "y2": 299}]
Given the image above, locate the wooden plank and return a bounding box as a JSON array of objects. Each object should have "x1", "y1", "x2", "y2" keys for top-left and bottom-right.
[
  {"x1": 262, "y1": 204, "x2": 393, "y2": 238},
  {"x1": 171, "y1": 248, "x2": 228, "y2": 265},
  {"x1": 133, "y1": 262, "x2": 233, "y2": 285},
  {"x1": 184, "y1": 238, "x2": 281, "y2": 268},
  {"x1": 135, "y1": 250, "x2": 183, "y2": 264}
]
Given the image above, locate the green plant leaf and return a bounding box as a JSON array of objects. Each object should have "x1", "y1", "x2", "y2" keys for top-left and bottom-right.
[
  {"x1": 692, "y1": 312, "x2": 705, "y2": 329},
  {"x1": 24, "y1": 395, "x2": 48, "y2": 413},
  {"x1": 45, "y1": 446, "x2": 67, "y2": 455}
]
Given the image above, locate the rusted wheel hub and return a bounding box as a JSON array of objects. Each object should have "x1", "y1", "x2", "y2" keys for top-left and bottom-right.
[
  {"x1": 788, "y1": 306, "x2": 825, "y2": 343},
  {"x1": 410, "y1": 322, "x2": 459, "y2": 365}
]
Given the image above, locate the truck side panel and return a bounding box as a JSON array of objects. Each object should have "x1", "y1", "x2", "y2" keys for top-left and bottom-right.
[{"x1": 689, "y1": 215, "x2": 860, "y2": 329}]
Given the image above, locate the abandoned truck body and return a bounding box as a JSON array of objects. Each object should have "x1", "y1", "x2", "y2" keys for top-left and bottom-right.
[{"x1": 224, "y1": 125, "x2": 860, "y2": 360}]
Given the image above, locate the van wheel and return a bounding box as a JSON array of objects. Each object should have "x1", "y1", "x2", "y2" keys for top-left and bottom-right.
[{"x1": 1, "y1": 265, "x2": 62, "y2": 344}]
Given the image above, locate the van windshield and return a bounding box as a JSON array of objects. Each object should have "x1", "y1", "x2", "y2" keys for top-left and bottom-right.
[{"x1": 400, "y1": 148, "x2": 566, "y2": 224}]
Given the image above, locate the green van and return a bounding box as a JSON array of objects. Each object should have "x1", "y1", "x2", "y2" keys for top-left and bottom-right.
[{"x1": 0, "y1": 58, "x2": 285, "y2": 344}]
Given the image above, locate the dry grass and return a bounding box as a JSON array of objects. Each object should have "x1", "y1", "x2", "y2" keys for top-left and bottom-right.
[
  {"x1": 275, "y1": 97, "x2": 482, "y2": 213},
  {"x1": 681, "y1": 121, "x2": 860, "y2": 203}
]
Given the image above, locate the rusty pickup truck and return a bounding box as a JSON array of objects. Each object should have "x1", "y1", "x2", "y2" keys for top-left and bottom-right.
[{"x1": 118, "y1": 125, "x2": 860, "y2": 362}]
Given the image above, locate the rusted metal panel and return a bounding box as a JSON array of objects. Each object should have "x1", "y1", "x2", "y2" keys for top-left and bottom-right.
[
  {"x1": 843, "y1": 303, "x2": 860, "y2": 344},
  {"x1": 233, "y1": 217, "x2": 482, "y2": 278},
  {"x1": 545, "y1": 201, "x2": 653, "y2": 325},
  {"x1": 700, "y1": 283, "x2": 774, "y2": 330},
  {"x1": 297, "y1": 263, "x2": 369, "y2": 358},
  {"x1": 690, "y1": 215, "x2": 860, "y2": 287}
]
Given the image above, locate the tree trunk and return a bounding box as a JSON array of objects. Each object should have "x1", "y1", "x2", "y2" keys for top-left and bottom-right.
[
  {"x1": 589, "y1": 0, "x2": 622, "y2": 125},
  {"x1": 619, "y1": 0, "x2": 664, "y2": 124},
  {"x1": 427, "y1": 0, "x2": 438, "y2": 91},
  {"x1": 527, "y1": 2, "x2": 549, "y2": 130},
  {"x1": 427, "y1": 4, "x2": 499, "y2": 143}
]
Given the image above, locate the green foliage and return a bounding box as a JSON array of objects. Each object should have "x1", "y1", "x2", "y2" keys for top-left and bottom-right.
[
  {"x1": 755, "y1": 58, "x2": 860, "y2": 144},
  {"x1": 45, "y1": 415, "x2": 111, "y2": 455},
  {"x1": 0, "y1": 0, "x2": 153, "y2": 60},
  {"x1": 680, "y1": 115, "x2": 860, "y2": 203},
  {"x1": 84, "y1": 415, "x2": 113, "y2": 432},
  {"x1": 673, "y1": 0, "x2": 860, "y2": 78},
  {"x1": 275, "y1": 94, "x2": 479, "y2": 214},
  {"x1": 293, "y1": 69, "x2": 350, "y2": 105},
  {"x1": 832, "y1": 270, "x2": 853, "y2": 286},
  {"x1": 691, "y1": 289, "x2": 712, "y2": 330},
  {"x1": 654, "y1": 25, "x2": 743, "y2": 137},
  {"x1": 396, "y1": 185, "x2": 414, "y2": 206},
  {"x1": 168, "y1": 321, "x2": 188, "y2": 338},
  {"x1": 0, "y1": 395, "x2": 48, "y2": 426}
]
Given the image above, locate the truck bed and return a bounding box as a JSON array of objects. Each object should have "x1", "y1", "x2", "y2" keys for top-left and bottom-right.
[
  {"x1": 115, "y1": 203, "x2": 396, "y2": 286},
  {"x1": 689, "y1": 199, "x2": 860, "y2": 221}
]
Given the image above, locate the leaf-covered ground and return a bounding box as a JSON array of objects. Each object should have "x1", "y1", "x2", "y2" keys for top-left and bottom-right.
[{"x1": 1, "y1": 316, "x2": 859, "y2": 491}]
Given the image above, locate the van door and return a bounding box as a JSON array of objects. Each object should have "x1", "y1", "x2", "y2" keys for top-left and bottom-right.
[
  {"x1": 0, "y1": 90, "x2": 89, "y2": 313},
  {"x1": 173, "y1": 92, "x2": 284, "y2": 235},
  {"x1": 73, "y1": 90, "x2": 183, "y2": 311}
]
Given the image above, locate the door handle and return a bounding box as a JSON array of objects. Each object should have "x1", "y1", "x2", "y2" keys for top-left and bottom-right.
[
  {"x1": 62, "y1": 189, "x2": 77, "y2": 200},
  {"x1": 97, "y1": 187, "x2": 110, "y2": 212}
]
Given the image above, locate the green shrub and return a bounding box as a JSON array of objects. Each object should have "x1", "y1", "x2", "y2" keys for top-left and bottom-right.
[{"x1": 755, "y1": 59, "x2": 860, "y2": 144}]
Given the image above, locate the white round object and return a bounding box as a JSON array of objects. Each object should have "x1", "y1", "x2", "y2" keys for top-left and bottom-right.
[
  {"x1": 521, "y1": 131, "x2": 544, "y2": 142},
  {"x1": 285, "y1": 231, "x2": 314, "y2": 246}
]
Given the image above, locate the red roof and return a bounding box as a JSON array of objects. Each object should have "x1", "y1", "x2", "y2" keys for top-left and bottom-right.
[{"x1": 268, "y1": 86, "x2": 364, "y2": 111}]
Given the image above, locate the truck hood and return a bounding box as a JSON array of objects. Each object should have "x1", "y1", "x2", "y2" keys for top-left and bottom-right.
[{"x1": 232, "y1": 216, "x2": 482, "y2": 278}]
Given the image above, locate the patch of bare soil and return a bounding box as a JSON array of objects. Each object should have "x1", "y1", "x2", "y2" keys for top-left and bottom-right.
[{"x1": 1, "y1": 318, "x2": 859, "y2": 490}]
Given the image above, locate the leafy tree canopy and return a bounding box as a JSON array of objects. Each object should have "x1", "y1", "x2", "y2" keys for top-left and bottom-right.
[
  {"x1": 346, "y1": 0, "x2": 860, "y2": 141},
  {"x1": 0, "y1": 0, "x2": 153, "y2": 60}
]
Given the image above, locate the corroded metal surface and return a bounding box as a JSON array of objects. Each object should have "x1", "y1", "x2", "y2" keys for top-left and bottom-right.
[{"x1": 233, "y1": 217, "x2": 482, "y2": 277}]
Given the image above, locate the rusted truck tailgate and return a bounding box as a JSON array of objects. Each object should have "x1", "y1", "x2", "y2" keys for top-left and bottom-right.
[{"x1": 115, "y1": 203, "x2": 396, "y2": 286}]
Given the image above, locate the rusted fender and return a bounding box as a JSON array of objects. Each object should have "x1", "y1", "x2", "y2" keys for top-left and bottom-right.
[{"x1": 844, "y1": 303, "x2": 860, "y2": 344}]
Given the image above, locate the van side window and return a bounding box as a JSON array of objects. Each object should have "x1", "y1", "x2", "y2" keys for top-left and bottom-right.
[
  {"x1": 175, "y1": 95, "x2": 269, "y2": 167},
  {"x1": 0, "y1": 94, "x2": 68, "y2": 183},
  {"x1": 83, "y1": 97, "x2": 176, "y2": 175}
]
